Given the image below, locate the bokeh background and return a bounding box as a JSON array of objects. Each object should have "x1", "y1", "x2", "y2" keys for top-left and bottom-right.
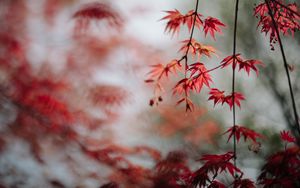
[{"x1": 0, "y1": 0, "x2": 299, "y2": 187}]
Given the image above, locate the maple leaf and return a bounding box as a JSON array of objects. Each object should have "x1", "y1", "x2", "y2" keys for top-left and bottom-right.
[
  {"x1": 223, "y1": 92, "x2": 245, "y2": 110},
  {"x1": 161, "y1": 9, "x2": 184, "y2": 35},
  {"x1": 224, "y1": 125, "x2": 264, "y2": 143},
  {"x1": 162, "y1": 10, "x2": 203, "y2": 36},
  {"x1": 147, "y1": 60, "x2": 181, "y2": 80},
  {"x1": 208, "y1": 88, "x2": 225, "y2": 106},
  {"x1": 173, "y1": 78, "x2": 192, "y2": 96},
  {"x1": 185, "y1": 10, "x2": 203, "y2": 32},
  {"x1": 238, "y1": 59, "x2": 264, "y2": 76},
  {"x1": 189, "y1": 62, "x2": 212, "y2": 92},
  {"x1": 203, "y1": 17, "x2": 226, "y2": 40},
  {"x1": 198, "y1": 151, "x2": 241, "y2": 177},
  {"x1": 180, "y1": 39, "x2": 216, "y2": 59},
  {"x1": 148, "y1": 64, "x2": 165, "y2": 79},
  {"x1": 280, "y1": 130, "x2": 296, "y2": 143},
  {"x1": 220, "y1": 54, "x2": 244, "y2": 69},
  {"x1": 221, "y1": 55, "x2": 264, "y2": 75},
  {"x1": 208, "y1": 89, "x2": 245, "y2": 109}
]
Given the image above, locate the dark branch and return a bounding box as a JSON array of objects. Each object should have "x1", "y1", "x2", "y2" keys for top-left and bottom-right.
[
  {"x1": 265, "y1": 0, "x2": 300, "y2": 137},
  {"x1": 232, "y1": 0, "x2": 240, "y2": 175}
]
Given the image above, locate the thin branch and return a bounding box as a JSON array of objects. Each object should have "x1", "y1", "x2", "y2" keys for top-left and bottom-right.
[
  {"x1": 265, "y1": 0, "x2": 300, "y2": 136},
  {"x1": 232, "y1": 0, "x2": 240, "y2": 176}
]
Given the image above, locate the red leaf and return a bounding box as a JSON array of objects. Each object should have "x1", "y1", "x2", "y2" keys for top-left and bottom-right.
[
  {"x1": 203, "y1": 17, "x2": 225, "y2": 40},
  {"x1": 189, "y1": 62, "x2": 212, "y2": 92},
  {"x1": 148, "y1": 64, "x2": 165, "y2": 79},
  {"x1": 208, "y1": 89, "x2": 245, "y2": 109},
  {"x1": 199, "y1": 151, "x2": 241, "y2": 177},
  {"x1": 280, "y1": 130, "x2": 296, "y2": 143},
  {"x1": 147, "y1": 60, "x2": 181, "y2": 80},
  {"x1": 223, "y1": 92, "x2": 245, "y2": 110},
  {"x1": 180, "y1": 39, "x2": 216, "y2": 59},
  {"x1": 220, "y1": 54, "x2": 244, "y2": 69},
  {"x1": 173, "y1": 78, "x2": 191, "y2": 96},
  {"x1": 221, "y1": 55, "x2": 264, "y2": 75},
  {"x1": 208, "y1": 88, "x2": 225, "y2": 106},
  {"x1": 161, "y1": 9, "x2": 184, "y2": 35},
  {"x1": 224, "y1": 125, "x2": 264, "y2": 143},
  {"x1": 238, "y1": 59, "x2": 264, "y2": 76},
  {"x1": 161, "y1": 10, "x2": 203, "y2": 35},
  {"x1": 185, "y1": 11, "x2": 203, "y2": 32}
]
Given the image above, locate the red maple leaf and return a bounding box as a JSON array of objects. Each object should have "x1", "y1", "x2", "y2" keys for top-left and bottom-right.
[
  {"x1": 161, "y1": 9, "x2": 184, "y2": 35},
  {"x1": 191, "y1": 152, "x2": 241, "y2": 187},
  {"x1": 238, "y1": 59, "x2": 264, "y2": 76},
  {"x1": 180, "y1": 39, "x2": 216, "y2": 59},
  {"x1": 221, "y1": 55, "x2": 264, "y2": 75},
  {"x1": 223, "y1": 92, "x2": 245, "y2": 110},
  {"x1": 224, "y1": 125, "x2": 264, "y2": 143},
  {"x1": 198, "y1": 151, "x2": 241, "y2": 177},
  {"x1": 208, "y1": 88, "x2": 225, "y2": 106},
  {"x1": 220, "y1": 54, "x2": 244, "y2": 69},
  {"x1": 185, "y1": 10, "x2": 203, "y2": 32},
  {"x1": 162, "y1": 10, "x2": 203, "y2": 36},
  {"x1": 189, "y1": 62, "x2": 212, "y2": 92},
  {"x1": 173, "y1": 78, "x2": 192, "y2": 96},
  {"x1": 208, "y1": 89, "x2": 245, "y2": 109},
  {"x1": 203, "y1": 17, "x2": 225, "y2": 40},
  {"x1": 147, "y1": 60, "x2": 181, "y2": 80},
  {"x1": 280, "y1": 130, "x2": 296, "y2": 143}
]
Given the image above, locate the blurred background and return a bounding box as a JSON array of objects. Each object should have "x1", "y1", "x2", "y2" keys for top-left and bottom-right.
[{"x1": 0, "y1": 0, "x2": 299, "y2": 187}]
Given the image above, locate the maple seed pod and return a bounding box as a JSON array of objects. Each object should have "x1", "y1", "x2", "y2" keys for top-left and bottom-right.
[
  {"x1": 149, "y1": 99, "x2": 154, "y2": 106},
  {"x1": 158, "y1": 96, "x2": 163, "y2": 102}
]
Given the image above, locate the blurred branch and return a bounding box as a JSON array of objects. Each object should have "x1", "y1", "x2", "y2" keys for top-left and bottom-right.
[{"x1": 265, "y1": 0, "x2": 300, "y2": 140}]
